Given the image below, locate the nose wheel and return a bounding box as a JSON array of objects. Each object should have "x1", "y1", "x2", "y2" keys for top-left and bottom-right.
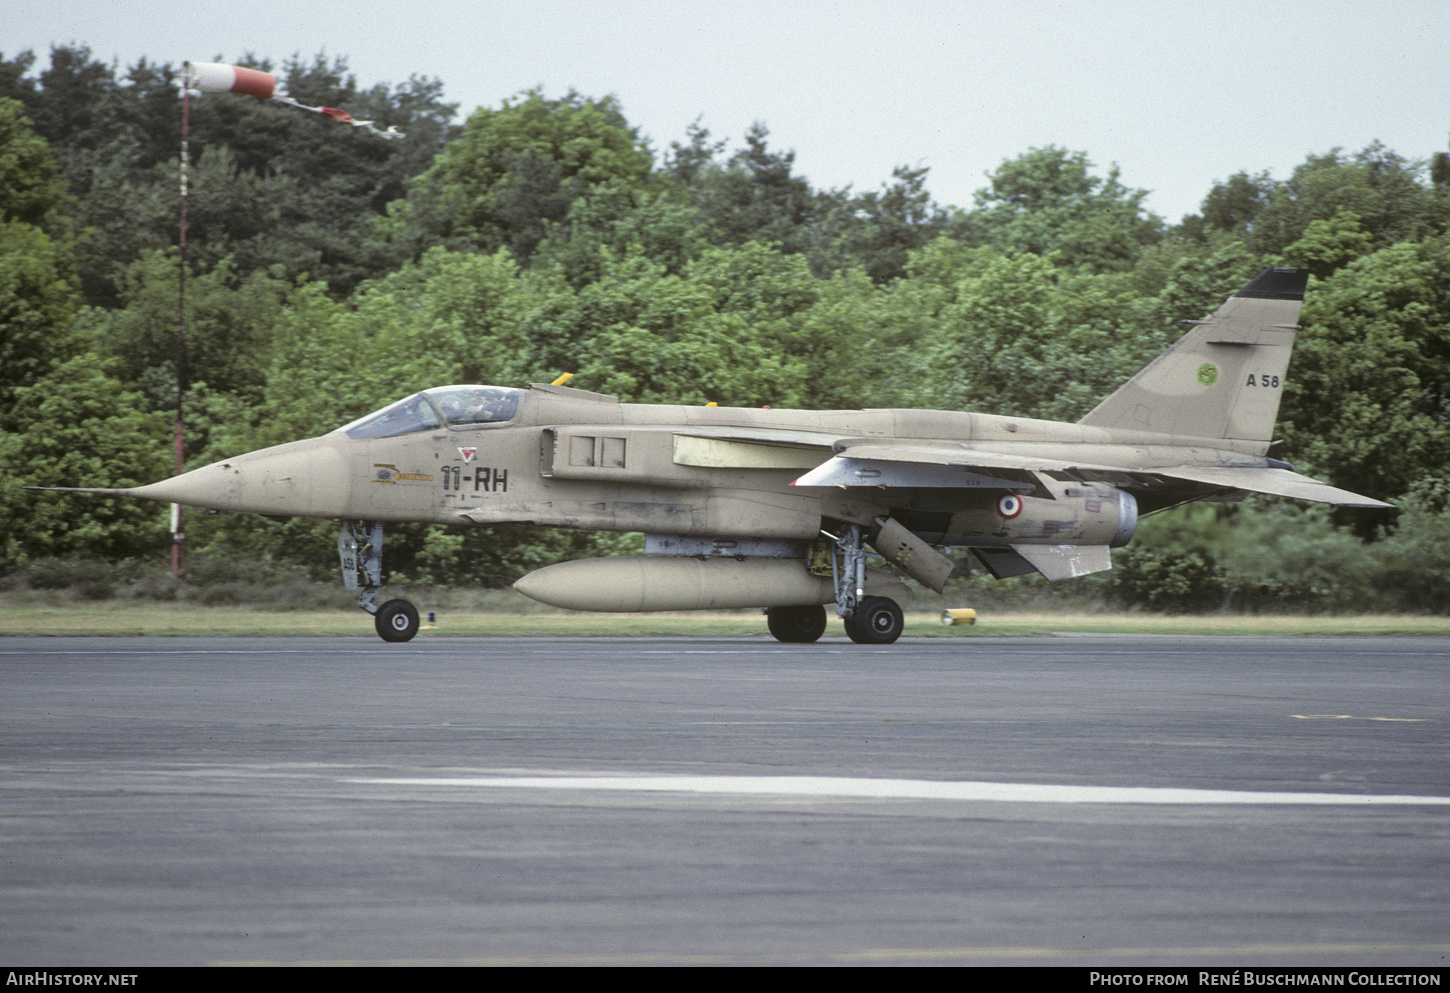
[{"x1": 375, "y1": 599, "x2": 420, "y2": 642}]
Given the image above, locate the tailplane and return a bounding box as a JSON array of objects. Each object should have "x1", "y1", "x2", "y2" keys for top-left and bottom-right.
[{"x1": 1078, "y1": 268, "x2": 1307, "y2": 443}]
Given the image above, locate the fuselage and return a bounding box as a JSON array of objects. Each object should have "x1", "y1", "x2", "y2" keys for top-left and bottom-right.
[{"x1": 128, "y1": 383, "x2": 1277, "y2": 549}]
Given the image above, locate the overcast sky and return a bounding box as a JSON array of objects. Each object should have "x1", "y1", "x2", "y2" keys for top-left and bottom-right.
[{"x1": 8, "y1": 0, "x2": 1450, "y2": 222}]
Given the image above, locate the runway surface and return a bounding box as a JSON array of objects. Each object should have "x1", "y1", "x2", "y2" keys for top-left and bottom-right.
[{"x1": 1, "y1": 634, "x2": 1447, "y2": 966}]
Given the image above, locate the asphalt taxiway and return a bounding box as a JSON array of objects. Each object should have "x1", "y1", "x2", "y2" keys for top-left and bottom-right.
[{"x1": 1, "y1": 634, "x2": 1446, "y2": 965}]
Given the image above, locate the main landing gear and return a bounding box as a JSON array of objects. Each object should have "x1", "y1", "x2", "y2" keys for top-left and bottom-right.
[
  {"x1": 339, "y1": 521, "x2": 420, "y2": 642},
  {"x1": 832, "y1": 523, "x2": 904, "y2": 644},
  {"x1": 766, "y1": 604, "x2": 828, "y2": 643},
  {"x1": 765, "y1": 524, "x2": 905, "y2": 645},
  {"x1": 842, "y1": 596, "x2": 904, "y2": 644}
]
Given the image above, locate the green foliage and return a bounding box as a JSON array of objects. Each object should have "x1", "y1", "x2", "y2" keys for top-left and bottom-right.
[
  {"x1": 810, "y1": 165, "x2": 950, "y2": 283},
  {"x1": 531, "y1": 179, "x2": 709, "y2": 287},
  {"x1": 390, "y1": 88, "x2": 651, "y2": 263},
  {"x1": 677, "y1": 122, "x2": 816, "y2": 257},
  {"x1": 3, "y1": 46, "x2": 457, "y2": 306},
  {"x1": 188, "y1": 513, "x2": 592, "y2": 592},
  {"x1": 11, "y1": 553, "x2": 350, "y2": 609},
  {"x1": 0, "y1": 354, "x2": 171, "y2": 566},
  {"x1": 362, "y1": 247, "x2": 539, "y2": 388},
  {"x1": 1213, "y1": 502, "x2": 1380, "y2": 611},
  {"x1": 182, "y1": 53, "x2": 457, "y2": 296},
  {"x1": 1145, "y1": 237, "x2": 1260, "y2": 326},
  {"x1": 789, "y1": 263, "x2": 939, "y2": 410},
  {"x1": 665, "y1": 122, "x2": 951, "y2": 284},
  {"x1": 0, "y1": 97, "x2": 81, "y2": 419},
  {"x1": 1365, "y1": 480, "x2": 1450, "y2": 613},
  {"x1": 1109, "y1": 545, "x2": 1226, "y2": 613},
  {"x1": 1101, "y1": 493, "x2": 1450, "y2": 615},
  {"x1": 1266, "y1": 144, "x2": 1441, "y2": 253},
  {"x1": 1105, "y1": 502, "x2": 1351, "y2": 613},
  {"x1": 952, "y1": 146, "x2": 1163, "y2": 272},
  {"x1": 1279, "y1": 235, "x2": 1450, "y2": 501},
  {"x1": 392, "y1": 523, "x2": 591, "y2": 587},
  {"x1": 0, "y1": 219, "x2": 81, "y2": 420},
  {"x1": 95, "y1": 251, "x2": 288, "y2": 404},
  {"x1": 1193, "y1": 143, "x2": 1446, "y2": 257},
  {"x1": 688, "y1": 241, "x2": 821, "y2": 347},
  {"x1": 0, "y1": 97, "x2": 70, "y2": 227},
  {"x1": 574, "y1": 249, "x2": 807, "y2": 406},
  {"x1": 1275, "y1": 208, "x2": 1375, "y2": 280},
  {"x1": 1194, "y1": 170, "x2": 1273, "y2": 241},
  {"x1": 243, "y1": 281, "x2": 381, "y2": 447},
  {"x1": 915, "y1": 252, "x2": 1155, "y2": 420}
]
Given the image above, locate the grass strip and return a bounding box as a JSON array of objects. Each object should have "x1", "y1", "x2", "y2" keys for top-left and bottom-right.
[{"x1": 3, "y1": 605, "x2": 1449, "y2": 638}]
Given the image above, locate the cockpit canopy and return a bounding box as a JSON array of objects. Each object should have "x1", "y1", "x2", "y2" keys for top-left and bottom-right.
[{"x1": 336, "y1": 386, "x2": 522, "y2": 440}]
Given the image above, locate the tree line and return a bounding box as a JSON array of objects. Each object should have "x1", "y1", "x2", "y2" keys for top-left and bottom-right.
[{"x1": 3, "y1": 44, "x2": 1449, "y2": 611}]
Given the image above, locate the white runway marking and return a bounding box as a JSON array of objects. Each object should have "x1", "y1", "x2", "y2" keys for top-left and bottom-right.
[{"x1": 360, "y1": 774, "x2": 1450, "y2": 805}]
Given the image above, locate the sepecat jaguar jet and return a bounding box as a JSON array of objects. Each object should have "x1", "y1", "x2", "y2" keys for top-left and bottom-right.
[{"x1": 36, "y1": 267, "x2": 1390, "y2": 644}]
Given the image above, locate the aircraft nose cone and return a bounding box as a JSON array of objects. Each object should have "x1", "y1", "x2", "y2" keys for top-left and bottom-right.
[{"x1": 131, "y1": 437, "x2": 352, "y2": 518}]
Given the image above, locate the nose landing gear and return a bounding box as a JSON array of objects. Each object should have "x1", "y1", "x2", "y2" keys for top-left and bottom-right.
[
  {"x1": 374, "y1": 598, "x2": 421, "y2": 642},
  {"x1": 339, "y1": 521, "x2": 420, "y2": 642}
]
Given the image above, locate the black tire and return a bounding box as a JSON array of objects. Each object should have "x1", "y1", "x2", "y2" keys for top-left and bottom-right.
[
  {"x1": 375, "y1": 599, "x2": 420, "y2": 642},
  {"x1": 766, "y1": 604, "x2": 828, "y2": 643},
  {"x1": 846, "y1": 596, "x2": 904, "y2": 645}
]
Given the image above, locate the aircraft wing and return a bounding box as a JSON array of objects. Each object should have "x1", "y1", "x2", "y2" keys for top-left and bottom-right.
[
  {"x1": 792, "y1": 444, "x2": 1393, "y2": 509},
  {"x1": 1139, "y1": 465, "x2": 1393, "y2": 509}
]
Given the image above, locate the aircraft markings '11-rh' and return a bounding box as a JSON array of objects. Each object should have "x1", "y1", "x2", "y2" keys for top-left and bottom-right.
[{"x1": 39, "y1": 268, "x2": 1390, "y2": 644}]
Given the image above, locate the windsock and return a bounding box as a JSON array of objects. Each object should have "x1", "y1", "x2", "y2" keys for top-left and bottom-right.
[
  {"x1": 184, "y1": 61, "x2": 276, "y2": 99},
  {"x1": 182, "y1": 61, "x2": 403, "y2": 139}
]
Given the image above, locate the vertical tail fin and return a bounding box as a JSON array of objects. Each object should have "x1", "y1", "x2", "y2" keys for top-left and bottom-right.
[{"x1": 1078, "y1": 268, "x2": 1307, "y2": 443}]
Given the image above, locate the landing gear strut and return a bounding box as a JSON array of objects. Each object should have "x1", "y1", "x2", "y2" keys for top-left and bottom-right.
[
  {"x1": 339, "y1": 521, "x2": 419, "y2": 642},
  {"x1": 829, "y1": 523, "x2": 904, "y2": 645}
]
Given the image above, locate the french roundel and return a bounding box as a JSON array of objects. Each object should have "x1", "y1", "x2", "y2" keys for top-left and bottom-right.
[{"x1": 997, "y1": 494, "x2": 1023, "y2": 519}]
